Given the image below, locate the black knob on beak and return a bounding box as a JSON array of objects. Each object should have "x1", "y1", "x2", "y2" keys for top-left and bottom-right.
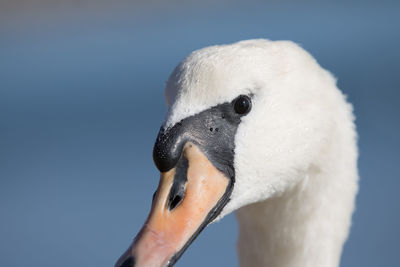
[{"x1": 153, "y1": 122, "x2": 187, "y2": 172}]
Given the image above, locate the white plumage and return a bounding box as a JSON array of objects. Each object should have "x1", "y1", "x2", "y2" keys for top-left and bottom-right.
[{"x1": 164, "y1": 39, "x2": 358, "y2": 267}]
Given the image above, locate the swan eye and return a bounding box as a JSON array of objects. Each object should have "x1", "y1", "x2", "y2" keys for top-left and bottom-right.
[{"x1": 233, "y1": 95, "x2": 252, "y2": 115}]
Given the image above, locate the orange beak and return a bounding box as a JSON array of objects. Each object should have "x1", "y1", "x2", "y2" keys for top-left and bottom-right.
[{"x1": 115, "y1": 143, "x2": 231, "y2": 267}]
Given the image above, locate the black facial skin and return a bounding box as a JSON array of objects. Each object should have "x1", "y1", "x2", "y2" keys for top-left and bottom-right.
[
  {"x1": 153, "y1": 94, "x2": 252, "y2": 178},
  {"x1": 151, "y1": 94, "x2": 252, "y2": 267}
]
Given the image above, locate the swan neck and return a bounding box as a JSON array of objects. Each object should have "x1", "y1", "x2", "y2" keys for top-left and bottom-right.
[{"x1": 235, "y1": 162, "x2": 357, "y2": 267}]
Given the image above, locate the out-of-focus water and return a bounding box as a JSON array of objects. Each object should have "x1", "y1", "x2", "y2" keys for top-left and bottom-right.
[{"x1": 1, "y1": 1, "x2": 399, "y2": 266}]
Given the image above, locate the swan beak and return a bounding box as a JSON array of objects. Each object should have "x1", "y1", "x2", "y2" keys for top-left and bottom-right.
[{"x1": 115, "y1": 143, "x2": 230, "y2": 267}]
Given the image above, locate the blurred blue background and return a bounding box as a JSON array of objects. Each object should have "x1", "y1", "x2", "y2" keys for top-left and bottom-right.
[{"x1": 1, "y1": 0, "x2": 399, "y2": 266}]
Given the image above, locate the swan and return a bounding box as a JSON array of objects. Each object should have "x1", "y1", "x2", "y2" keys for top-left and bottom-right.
[{"x1": 115, "y1": 39, "x2": 358, "y2": 267}]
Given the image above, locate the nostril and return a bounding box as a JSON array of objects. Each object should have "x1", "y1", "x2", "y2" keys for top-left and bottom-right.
[
  {"x1": 119, "y1": 256, "x2": 135, "y2": 267},
  {"x1": 169, "y1": 193, "x2": 183, "y2": 210},
  {"x1": 167, "y1": 155, "x2": 188, "y2": 211}
]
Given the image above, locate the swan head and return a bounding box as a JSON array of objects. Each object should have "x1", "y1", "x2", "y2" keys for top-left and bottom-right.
[{"x1": 116, "y1": 39, "x2": 349, "y2": 267}]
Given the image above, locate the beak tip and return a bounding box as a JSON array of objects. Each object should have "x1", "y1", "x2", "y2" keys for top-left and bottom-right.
[{"x1": 115, "y1": 256, "x2": 135, "y2": 267}]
